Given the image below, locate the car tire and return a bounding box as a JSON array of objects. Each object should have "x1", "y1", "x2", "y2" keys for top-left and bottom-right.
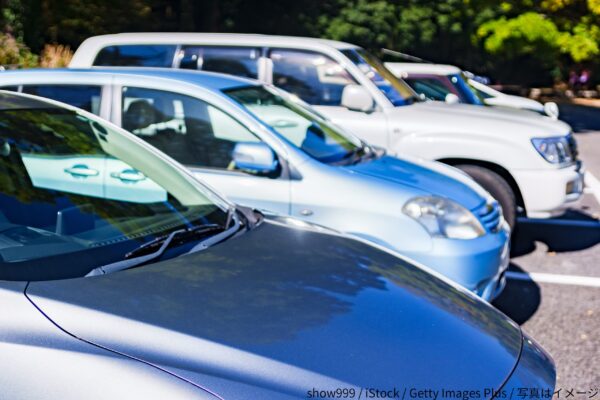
[{"x1": 456, "y1": 164, "x2": 517, "y2": 228}]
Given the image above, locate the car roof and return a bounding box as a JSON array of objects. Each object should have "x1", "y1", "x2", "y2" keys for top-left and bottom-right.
[
  {"x1": 76, "y1": 32, "x2": 359, "y2": 50},
  {"x1": 0, "y1": 67, "x2": 259, "y2": 92},
  {"x1": 0, "y1": 90, "x2": 62, "y2": 110},
  {"x1": 385, "y1": 62, "x2": 462, "y2": 76}
]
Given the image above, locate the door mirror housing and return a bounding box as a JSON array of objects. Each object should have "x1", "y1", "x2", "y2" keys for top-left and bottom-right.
[
  {"x1": 341, "y1": 85, "x2": 375, "y2": 112},
  {"x1": 544, "y1": 102, "x2": 560, "y2": 119},
  {"x1": 232, "y1": 142, "x2": 278, "y2": 173},
  {"x1": 445, "y1": 93, "x2": 460, "y2": 104}
]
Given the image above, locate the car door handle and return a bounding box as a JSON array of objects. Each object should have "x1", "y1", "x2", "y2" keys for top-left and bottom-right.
[
  {"x1": 271, "y1": 119, "x2": 298, "y2": 128},
  {"x1": 110, "y1": 169, "x2": 146, "y2": 182},
  {"x1": 64, "y1": 164, "x2": 100, "y2": 177}
]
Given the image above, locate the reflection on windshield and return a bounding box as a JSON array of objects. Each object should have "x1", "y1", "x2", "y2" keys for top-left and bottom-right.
[
  {"x1": 0, "y1": 107, "x2": 227, "y2": 281},
  {"x1": 225, "y1": 86, "x2": 366, "y2": 164},
  {"x1": 342, "y1": 49, "x2": 419, "y2": 106}
]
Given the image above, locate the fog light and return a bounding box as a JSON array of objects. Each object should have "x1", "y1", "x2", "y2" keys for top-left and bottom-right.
[{"x1": 566, "y1": 180, "x2": 575, "y2": 195}]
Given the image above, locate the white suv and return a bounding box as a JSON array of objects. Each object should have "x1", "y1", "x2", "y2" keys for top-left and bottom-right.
[{"x1": 70, "y1": 33, "x2": 584, "y2": 226}]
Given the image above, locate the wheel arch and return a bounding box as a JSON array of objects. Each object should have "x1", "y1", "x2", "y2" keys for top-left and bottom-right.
[{"x1": 438, "y1": 157, "x2": 526, "y2": 212}]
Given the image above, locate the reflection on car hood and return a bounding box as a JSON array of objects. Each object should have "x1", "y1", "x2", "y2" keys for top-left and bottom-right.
[
  {"x1": 396, "y1": 102, "x2": 571, "y2": 137},
  {"x1": 345, "y1": 155, "x2": 485, "y2": 210},
  {"x1": 27, "y1": 218, "x2": 522, "y2": 397}
]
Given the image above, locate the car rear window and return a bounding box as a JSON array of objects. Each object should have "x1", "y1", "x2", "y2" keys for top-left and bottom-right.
[{"x1": 93, "y1": 45, "x2": 177, "y2": 67}]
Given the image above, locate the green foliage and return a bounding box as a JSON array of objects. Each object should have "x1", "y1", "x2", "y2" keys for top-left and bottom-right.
[
  {"x1": 0, "y1": 32, "x2": 37, "y2": 67},
  {"x1": 477, "y1": 11, "x2": 600, "y2": 63},
  {"x1": 2, "y1": 0, "x2": 600, "y2": 84},
  {"x1": 477, "y1": 13, "x2": 561, "y2": 60}
]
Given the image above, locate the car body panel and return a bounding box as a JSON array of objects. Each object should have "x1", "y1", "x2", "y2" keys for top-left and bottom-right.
[
  {"x1": 0, "y1": 281, "x2": 217, "y2": 399},
  {"x1": 344, "y1": 154, "x2": 483, "y2": 209},
  {"x1": 26, "y1": 218, "x2": 523, "y2": 396}
]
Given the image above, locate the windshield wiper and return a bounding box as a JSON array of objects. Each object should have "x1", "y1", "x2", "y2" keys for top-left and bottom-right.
[{"x1": 86, "y1": 208, "x2": 240, "y2": 277}]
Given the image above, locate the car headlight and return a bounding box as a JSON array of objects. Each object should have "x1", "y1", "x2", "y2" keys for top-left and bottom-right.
[
  {"x1": 402, "y1": 196, "x2": 486, "y2": 240},
  {"x1": 531, "y1": 135, "x2": 574, "y2": 164}
]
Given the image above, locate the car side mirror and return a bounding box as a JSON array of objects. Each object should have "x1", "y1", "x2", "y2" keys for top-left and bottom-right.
[
  {"x1": 445, "y1": 93, "x2": 460, "y2": 104},
  {"x1": 544, "y1": 102, "x2": 560, "y2": 119},
  {"x1": 232, "y1": 142, "x2": 278, "y2": 173},
  {"x1": 341, "y1": 85, "x2": 375, "y2": 113}
]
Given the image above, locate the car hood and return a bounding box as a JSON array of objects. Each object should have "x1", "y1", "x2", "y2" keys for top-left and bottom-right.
[
  {"x1": 26, "y1": 218, "x2": 522, "y2": 397},
  {"x1": 344, "y1": 155, "x2": 486, "y2": 210},
  {"x1": 485, "y1": 95, "x2": 545, "y2": 112},
  {"x1": 395, "y1": 101, "x2": 570, "y2": 137}
]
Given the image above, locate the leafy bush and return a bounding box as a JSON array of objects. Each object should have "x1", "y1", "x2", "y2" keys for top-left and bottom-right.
[
  {"x1": 40, "y1": 44, "x2": 73, "y2": 68},
  {"x1": 0, "y1": 33, "x2": 37, "y2": 68}
]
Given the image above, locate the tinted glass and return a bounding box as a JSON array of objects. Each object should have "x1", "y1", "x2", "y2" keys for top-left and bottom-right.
[
  {"x1": 342, "y1": 49, "x2": 418, "y2": 106},
  {"x1": 21, "y1": 85, "x2": 102, "y2": 114},
  {"x1": 226, "y1": 85, "x2": 364, "y2": 164},
  {"x1": 405, "y1": 78, "x2": 453, "y2": 101},
  {"x1": 0, "y1": 86, "x2": 19, "y2": 92},
  {"x1": 0, "y1": 103, "x2": 227, "y2": 281},
  {"x1": 270, "y1": 49, "x2": 357, "y2": 106},
  {"x1": 94, "y1": 45, "x2": 177, "y2": 67},
  {"x1": 179, "y1": 46, "x2": 260, "y2": 79},
  {"x1": 121, "y1": 87, "x2": 274, "y2": 174}
]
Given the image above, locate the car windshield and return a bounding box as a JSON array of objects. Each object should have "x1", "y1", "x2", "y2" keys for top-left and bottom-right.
[
  {"x1": 448, "y1": 73, "x2": 485, "y2": 105},
  {"x1": 342, "y1": 48, "x2": 420, "y2": 106},
  {"x1": 225, "y1": 85, "x2": 367, "y2": 165},
  {"x1": 0, "y1": 99, "x2": 230, "y2": 281}
]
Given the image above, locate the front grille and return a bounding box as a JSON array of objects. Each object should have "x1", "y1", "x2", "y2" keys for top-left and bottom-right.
[{"x1": 475, "y1": 201, "x2": 502, "y2": 232}]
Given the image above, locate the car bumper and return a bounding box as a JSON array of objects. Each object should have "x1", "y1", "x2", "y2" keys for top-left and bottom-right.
[
  {"x1": 402, "y1": 222, "x2": 510, "y2": 302},
  {"x1": 514, "y1": 162, "x2": 584, "y2": 218}
]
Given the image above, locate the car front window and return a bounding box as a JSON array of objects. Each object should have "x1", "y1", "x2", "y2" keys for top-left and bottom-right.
[
  {"x1": 342, "y1": 48, "x2": 419, "y2": 107},
  {"x1": 0, "y1": 104, "x2": 229, "y2": 281},
  {"x1": 225, "y1": 85, "x2": 366, "y2": 165}
]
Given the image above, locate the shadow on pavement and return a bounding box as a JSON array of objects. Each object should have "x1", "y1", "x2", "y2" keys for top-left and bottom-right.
[
  {"x1": 492, "y1": 264, "x2": 541, "y2": 325},
  {"x1": 558, "y1": 102, "x2": 600, "y2": 132},
  {"x1": 511, "y1": 209, "x2": 600, "y2": 257}
]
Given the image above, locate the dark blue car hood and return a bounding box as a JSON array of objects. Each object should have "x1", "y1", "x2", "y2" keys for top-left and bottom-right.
[
  {"x1": 345, "y1": 155, "x2": 484, "y2": 210},
  {"x1": 26, "y1": 217, "x2": 522, "y2": 397}
]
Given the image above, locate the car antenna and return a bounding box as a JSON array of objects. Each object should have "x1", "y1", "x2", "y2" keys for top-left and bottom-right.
[{"x1": 381, "y1": 49, "x2": 433, "y2": 63}]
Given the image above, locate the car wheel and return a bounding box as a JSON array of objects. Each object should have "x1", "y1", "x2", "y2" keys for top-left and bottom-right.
[{"x1": 456, "y1": 164, "x2": 517, "y2": 228}]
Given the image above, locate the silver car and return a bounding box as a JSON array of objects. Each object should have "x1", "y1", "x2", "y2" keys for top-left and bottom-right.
[{"x1": 0, "y1": 68, "x2": 510, "y2": 300}]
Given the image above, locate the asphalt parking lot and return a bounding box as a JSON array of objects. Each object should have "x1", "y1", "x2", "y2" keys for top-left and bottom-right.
[{"x1": 493, "y1": 103, "x2": 600, "y2": 392}]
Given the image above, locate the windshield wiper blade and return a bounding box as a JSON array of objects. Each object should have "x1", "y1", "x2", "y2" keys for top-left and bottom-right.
[
  {"x1": 86, "y1": 213, "x2": 240, "y2": 277},
  {"x1": 125, "y1": 224, "x2": 223, "y2": 260}
]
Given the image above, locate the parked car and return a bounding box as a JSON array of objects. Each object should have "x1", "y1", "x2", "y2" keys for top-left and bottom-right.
[
  {"x1": 384, "y1": 62, "x2": 560, "y2": 119},
  {"x1": 0, "y1": 90, "x2": 555, "y2": 399},
  {"x1": 69, "y1": 33, "x2": 584, "y2": 227},
  {"x1": 0, "y1": 68, "x2": 510, "y2": 301},
  {"x1": 467, "y1": 77, "x2": 560, "y2": 119}
]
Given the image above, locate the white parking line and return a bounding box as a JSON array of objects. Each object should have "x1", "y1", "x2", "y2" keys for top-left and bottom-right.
[
  {"x1": 584, "y1": 171, "x2": 600, "y2": 205},
  {"x1": 506, "y1": 271, "x2": 600, "y2": 288}
]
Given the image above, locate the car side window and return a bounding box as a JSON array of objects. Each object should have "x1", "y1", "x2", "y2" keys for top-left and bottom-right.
[
  {"x1": 178, "y1": 46, "x2": 260, "y2": 79},
  {"x1": 20, "y1": 85, "x2": 102, "y2": 114},
  {"x1": 0, "y1": 86, "x2": 19, "y2": 92},
  {"x1": 121, "y1": 87, "x2": 277, "y2": 175},
  {"x1": 94, "y1": 45, "x2": 177, "y2": 67},
  {"x1": 269, "y1": 49, "x2": 357, "y2": 106}
]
